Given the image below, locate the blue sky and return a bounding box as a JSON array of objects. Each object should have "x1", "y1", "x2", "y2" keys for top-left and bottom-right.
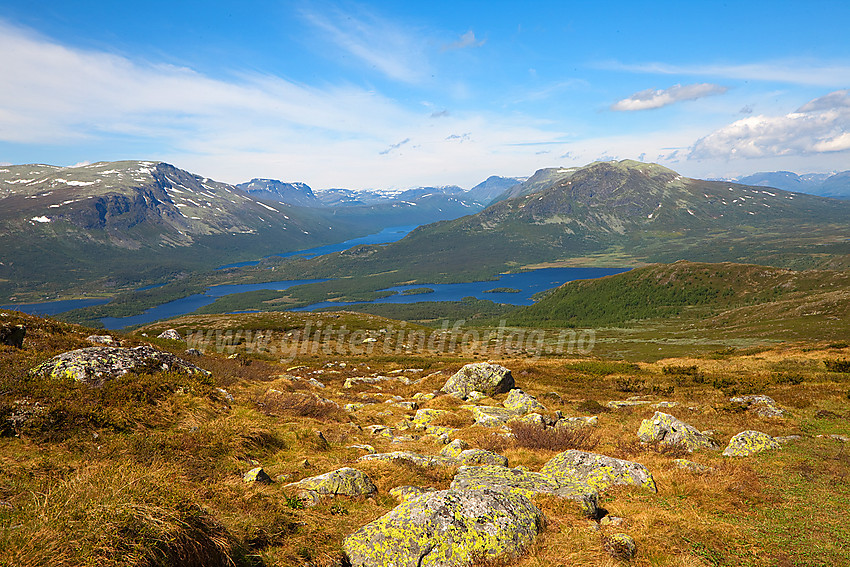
[{"x1": 1, "y1": 0, "x2": 849, "y2": 189}]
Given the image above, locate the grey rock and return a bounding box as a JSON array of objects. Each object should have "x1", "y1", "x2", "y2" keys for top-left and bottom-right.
[
  {"x1": 157, "y1": 329, "x2": 182, "y2": 340},
  {"x1": 285, "y1": 467, "x2": 377, "y2": 497},
  {"x1": 637, "y1": 412, "x2": 718, "y2": 451},
  {"x1": 343, "y1": 489, "x2": 544, "y2": 567},
  {"x1": 541, "y1": 450, "x2": 657, "y2": 493},
  {"x1": 503, "y1": 389, "x2": 545, "y2": 414},
  {"x1": 442, "y1": 362, "x2": 514, "y2": 399},
  {"x1": 30, "y1": 345, "x2": 210, "y2": 387},
  {"x1": 722, "y1": 430, "x2": 781, "y2": 457}
]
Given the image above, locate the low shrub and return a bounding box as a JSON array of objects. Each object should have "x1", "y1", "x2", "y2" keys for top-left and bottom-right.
[
  {"x1": 824, "y1": 359, "x2": 850, "y2": 373},
  {"x1": 510, "y1": 422, "x2": 599, "y2": 452}
]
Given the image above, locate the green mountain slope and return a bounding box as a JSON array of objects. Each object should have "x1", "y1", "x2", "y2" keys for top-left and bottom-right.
[
  {"x1": 285, "y1": 160, "x2": 850, "y2": 288},
  {"x1": 0, "y1": 161, "x2": 366, "y2": 301}
]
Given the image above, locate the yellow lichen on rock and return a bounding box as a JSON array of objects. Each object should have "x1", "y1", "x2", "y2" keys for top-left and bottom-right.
[{"x1": 343, "y1": 488, "x2": 544, "y2": 567}]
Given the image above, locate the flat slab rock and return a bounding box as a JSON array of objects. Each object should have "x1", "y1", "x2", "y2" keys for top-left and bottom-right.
[
  {"x1": 30, "y1": 345, "x2": 210, "y2": 387},
  {"x1": 285, "y1": 467, "x2": 377, "y2": 497},
  {"x1": 343, "y1": 488, "x2": 544, "y2": 567},
  {"x1": 540, "y1": 450, "x2": 657, "y2": 493},
  {"x1": 450, "y1": 465, "x2": 599, "y2": 518}
]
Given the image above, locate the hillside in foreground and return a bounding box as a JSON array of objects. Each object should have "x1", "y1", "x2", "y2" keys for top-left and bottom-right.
[{"x1": 1, "y1": 308, "x2": 848, "y2": 566}]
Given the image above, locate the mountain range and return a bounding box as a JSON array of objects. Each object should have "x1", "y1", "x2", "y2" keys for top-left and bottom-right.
[{"x1": 733, "y1": 170, "x2": 850, "y2": 198}]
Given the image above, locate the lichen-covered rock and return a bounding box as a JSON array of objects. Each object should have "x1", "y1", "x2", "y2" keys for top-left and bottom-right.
[
  {"x1": 466, "y1": 391, "x2": 487, "y2": 402},
  {"x1": 450, "y1": 465, "x2": 599, "y2": 518},
  {"x1": 637, "y1": 412, "x2": 718, "y2": 452},
  {"x1": 455, "y1": 449, "x2": 509, "y2": 467},
  {"x1": 30, "y1": 345, "x2": 210, "y2": 387},
  {"x1": 540, "y1": 450, "x2": 657, "y2": 493},
  {"x1": 285, "y1": 467, "x2": 377, "y2": 497},
  {"x1": 604, "y1": 533, "x2": 637, "y2": 561},
  {"x1": 503, "y1": 389, "x2": 545, "y2": 414},
  {"x1": 442, "y1": 363, "x2": 514, "y2": 399},
  {"x1": 244, "y1": 467, "x2": 273, "y2": 484},
  {"x1": 358, "y1": 452, "x2": 454, "y2": 468},
  {"x1": 343, "y1": 489, "x2": 544, "y2": 567},
  {"x1": 722, "y1": 430, "x2": 781, "y2": 457},
  {"x1": 730, "y1": 395, "x2": 790, "y2": 418},
  {"x1": 510, "y1": 413, "x2": 547, "y2": 427},
  {"x1": 411, "y1": 408, "x2": 451, "y2": 429},
  {"x1": 464, "y1": 405, "x2": 517, "y2": 428},
  {"x1": 389, "y1": 486, "x2": 431, "y2": 503},
  {"x1": 439, "y1": 439, "x2": 470, "y2": 458},
  {"x1": 157, "y1": 329, "x2": 182, "y2": 340}
]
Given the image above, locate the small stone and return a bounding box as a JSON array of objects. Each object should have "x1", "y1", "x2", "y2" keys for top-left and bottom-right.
[
  {"x1": 244, "y1": 467, "x2": 273, "y2": 484},
  {"x1": 86, "y1": 335, "x2": 117, "y2": 345},
  {"x1": 604, "y1": 533, "x2": 637, "y2": 561},
  {"x1": 466, "y1": 391, "x2": 487, "y2": 402},
  {"x1": 606, "y1": 400, "x2": 652, "y2": 409},
  {"x1": 215, "y1": 388, "x2": 234, "y2": 402},
  {"x1": 157, "y1": 329, "x2": 182, "y2": 340},
  {"x1": 600, "y1": 515, "x2": 626, "y2": 527},
  {"x1": 184, "y1": 348, "x2": 202, "y2": 356},
  {"x1": 348, "y1": 444, "x2": 376, "y2": 454}
]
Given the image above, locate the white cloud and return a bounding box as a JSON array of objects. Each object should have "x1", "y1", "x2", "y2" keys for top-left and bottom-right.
[
  {"x1": 611, "y1": 83, "x2": 728, "y2": 111},
  {"x1": 0, "y1": 20, "x2": 578, "y2": 190},
  {"x1": 690, "y1": 90, "x2": 850, "y2": 159},
  {"x1": 601, "y1": 59, "x2": 850, "y2": 87},
  {"x1": 299, "y1": 5, "x2": 429, "y2": 84},
  {"x1": 442, "y1": 30, "x2": 485, "y2": 51}
]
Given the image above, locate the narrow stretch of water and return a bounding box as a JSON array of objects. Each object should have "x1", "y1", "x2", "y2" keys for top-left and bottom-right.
[
  {"x1": 291, "y1": 267, "x2": 629, "y2": 311},
  {"x1": 99, "y1": 279, "x2": 330, "y2": 329},
  {"x1": 217, "y1": 225, "x2": 416, "y2": 269}
]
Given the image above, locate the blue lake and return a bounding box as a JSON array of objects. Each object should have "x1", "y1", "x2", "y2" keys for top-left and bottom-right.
[
  {"x1": 217, "y1": 225, "x2": 416, "y2": 269},
  {"x1": 100, "y1": 278, "x2": 330, "y2": 329},
  {"x1": 291, "y1": 267, "x2": 630, "y2": 311},
  {"x1": 1, "y1": 298, "x2": 111, "y2": 317}
]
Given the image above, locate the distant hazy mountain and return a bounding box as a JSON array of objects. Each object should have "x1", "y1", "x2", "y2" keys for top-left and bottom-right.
[
  {"x1": 736, "y1": 170, "x2": 850, "y2": 198},
  {"x1": 237, "y1": 178, "x2": 320, "y2": 207},
  {"x1": 466, "y1": 176, "x2": 525, "y2": 205}
]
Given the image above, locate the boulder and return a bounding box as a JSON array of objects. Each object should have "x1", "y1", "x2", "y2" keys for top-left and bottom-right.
[
  {"x1": 503, "y1": 389, "x2": 545, "y2": 414},
  {"x1": 730, "y1": 395, "x2": 790, "y2": 418},
  {"x1": 637, "y1": 412, "x2": 718, "y2": 452},
  {"x1": 442, "y1": 363, "x2": 514, "y2": 399},
  {"x1": 30, "y1": 345, "x2": 210, "y2": 387},
  {"x1": 450, "y1": 465, "x2": 598, "y2": 518},
  {"x1": 157, "y1": 329, "x2": 182, "y2": 340},
  {"x1": 722, "y1": 430, "x2": 781, "y2": 457},
  {"x1": 0, "y1": 324, "x2": 25, "y2": 348},
  {"x1": 540, "y1": 450, "x2": 657, "y2": 493},
  {"x1": 285, "y1": 467, "x2": 377, "y2": 497},
  {"x1": 464, "y1": 405, "x2": 517, "y2": 428},
  {"x1": 343, "y1": 489, "x2": 544, "y2": 567}
]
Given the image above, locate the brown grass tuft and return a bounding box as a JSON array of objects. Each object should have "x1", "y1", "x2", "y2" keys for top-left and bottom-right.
[{"x1": 510, "y1": 422, "x2": 600, "y2": 452}]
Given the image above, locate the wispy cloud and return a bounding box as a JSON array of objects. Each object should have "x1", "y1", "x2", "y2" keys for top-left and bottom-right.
[
  {"x1": 299, "y1": 4, "x2": 429, "y2": 84},
  {"x1": 690, "y1": 90, "x2": 850, "y2": 159},
  {"x1": 442, "y1": 30, "x2": 485, "y2": 51},
  {"x1": 379, "y1": 138, "x2": 411, "y2": 155},
  {"x1": 611, "y1": 83, "x2": 728, "y2": 111},
  {"x1": 600, "y1": 59, "x2": 850, "y2": 87}
]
